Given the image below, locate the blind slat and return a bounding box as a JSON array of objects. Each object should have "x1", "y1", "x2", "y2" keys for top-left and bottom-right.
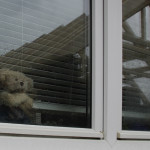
[
  {"x1": 28, "y1": 75, "x2": 86, "y2": 89},
  {"x1": 0, "y1": 56, "x2": 82, "y2": 76},
  {"x1": 34, "y1": 82, "x2": 86, "y2": 95}
]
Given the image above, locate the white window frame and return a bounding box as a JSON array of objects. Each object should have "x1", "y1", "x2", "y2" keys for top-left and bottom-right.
[
  {"x1": 103, "y1": 0, "x2": 150, "y2": 146},
  {"x1": 1, "y1": 0, "x2": 150, "y2": 150},
  {"x1": 0, "y1": 0, "x2": 104, "y2": 139}
]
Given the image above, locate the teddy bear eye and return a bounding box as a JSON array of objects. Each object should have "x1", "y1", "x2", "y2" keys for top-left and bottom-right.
[{"x1": 15, "y1": 78, "x2": 18, "y2": 81}]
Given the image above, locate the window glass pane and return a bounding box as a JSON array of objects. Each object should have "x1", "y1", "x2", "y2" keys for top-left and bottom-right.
[
  {"x1": 0, "y1": 0, "x2": 92, "y2": 128},
  {"x1": 122, "y1": 0, "x2": 150, "y2": 131}
]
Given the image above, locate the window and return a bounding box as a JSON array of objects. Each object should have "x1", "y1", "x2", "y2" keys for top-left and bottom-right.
[
  {"x1": 122, "y1": 0, "x2": 150, "y2": 131},
  {"x1": 0, "y1": 0, "x2": 93, "y2": 129}
]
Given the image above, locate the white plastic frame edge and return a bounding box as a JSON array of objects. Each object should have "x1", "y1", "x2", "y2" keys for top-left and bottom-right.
[
  {"x1": 92, "y1": 0, "x2": 103, "y2": 133},
  {"x1": 0, "y1": 123, "x2": 103, "y2": 138},
  {"x1": 118, "y1": 131, "x2": 150, "y2": 140},
  {"x1": 0, "y1": 0, "x2": 104, "y2": 139},
  {"x1": 103, "y1": 0, "x2": 122, "y2": 144}
]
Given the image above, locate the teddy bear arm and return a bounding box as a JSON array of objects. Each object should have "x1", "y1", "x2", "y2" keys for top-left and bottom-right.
[
  {"x1": 7, "y1": 93, "x2": 31, "y2": 107},
  {"x1": 0, "y1": 91, "x2": 15, "y2": 106},
  {"x1": 0, "y1": 92, "x2": 27, "y2": 107},
  {"x1": 19, "y1": 96, "x2": 33, "y2": 117},
  {"x1": 23, "y1": 95, "x2": 33, "y2": 107},
  {"x1": 19, "y1": 95, "x2": 33, "y2": 111}
]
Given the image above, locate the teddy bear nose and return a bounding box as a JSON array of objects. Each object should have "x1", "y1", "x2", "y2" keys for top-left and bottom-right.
[{"x1": 20, "y1": 82, "x2": 24, "y2": 86}]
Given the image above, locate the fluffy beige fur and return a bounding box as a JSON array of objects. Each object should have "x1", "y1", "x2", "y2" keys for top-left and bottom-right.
[
  {"x1": 0, "y1": 69, "x2": 33, "y2": 92},
  {"x1": 0, "y1": 69, "x2": 33, "y2": 116},
  {"x1": 0, "y1": 92, "x2": 32, "y2": 106}
]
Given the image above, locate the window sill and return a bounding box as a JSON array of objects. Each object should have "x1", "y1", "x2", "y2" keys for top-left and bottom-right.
[
  {"x1": 118, "y1": 130, "x2": 150, "y2": 140},
  {"x1": 0, "y1": 123, "x2": 103, "y2": 139}
]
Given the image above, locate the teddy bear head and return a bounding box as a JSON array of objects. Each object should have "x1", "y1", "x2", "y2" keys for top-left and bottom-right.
[{"x1": 0, "y1": 69, "x2": 33, "y2": 93}]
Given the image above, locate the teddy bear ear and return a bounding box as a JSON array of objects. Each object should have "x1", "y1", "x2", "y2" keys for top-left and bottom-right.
[{"x1": 27, "y1": 77, "x2": 33, "y2": 90}]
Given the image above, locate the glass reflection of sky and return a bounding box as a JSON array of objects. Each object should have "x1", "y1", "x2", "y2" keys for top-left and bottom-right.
[
  {"x1": 0, "y1": 0, "x2": 84, "y2": 55},
  {"x1": 125, "y1": 6, "x2": 150, "y2": 40}
]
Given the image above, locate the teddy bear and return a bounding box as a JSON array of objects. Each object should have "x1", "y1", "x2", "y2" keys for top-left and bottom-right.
[{"x1": 0, "y1": 68, "x2": 34, "y2": 123}]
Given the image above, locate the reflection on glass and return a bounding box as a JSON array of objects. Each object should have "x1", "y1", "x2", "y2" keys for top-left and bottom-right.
[
  {"x1": 0, "y1": 0, "x2": 91, "y2": 128},
  {"x1": 122, "y1": 0, "x2": 150, "y2": 130}
]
